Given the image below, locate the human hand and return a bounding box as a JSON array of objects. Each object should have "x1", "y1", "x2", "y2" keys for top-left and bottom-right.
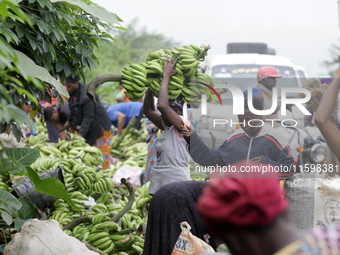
[
  {"x1": 249, "y1": 156, "x2": 262, "y2": 163},
  {"x1": 179, "y1": 124, "x2": 193, "y2": 137},
  {"x1": 161, "y1": 54, "x2": 178, "y2": 78},
  {"x1": 152, "y1": 126, "x2": 158, "y2": 133},
  {"x1": 64, "y1": 121, "x2": 71, "y2": 130}
]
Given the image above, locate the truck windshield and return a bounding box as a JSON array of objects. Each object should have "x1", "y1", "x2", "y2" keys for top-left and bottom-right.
[{"x1": 211, "y1": 64, "x2": 299, "y2": 103}]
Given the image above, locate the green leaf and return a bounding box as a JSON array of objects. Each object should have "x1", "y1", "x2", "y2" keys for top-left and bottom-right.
[
  {"x1": 37, "y1": 0, "x2": 51, "y2": 8},
  {"x1": 16, "y1": 88, "x2": 38, "y2": 104},
  {"x1": 14, "y1": 50, "x2": 69, "y2": 99},
  {"x1": 0, "y1": 190, "x2": 22, "y2": 211},
  {"x1": 10, "y1": 0, "x2": 22, "y2": 4},
  {"x1": 19, "y1": 198, "x2": 39, "y2": 219},
  {"x1": 0, "y1": 209, "x2": 13, "y2": 225},
  {"x1": 11, "y1": 122, "x2": 23, "y2": 143},
  {"x1": 0, "y1": 147, "x2": 40, "y2": 166},
  {"x1": 15, "y1": 25, "x2": 24, "y2": 38},
  {"x1": 26, "y1": 167, "x2": 79, "y2": 210},
  {"x1": 50, "y1": 0, "x2": 120, "y2": 25}
]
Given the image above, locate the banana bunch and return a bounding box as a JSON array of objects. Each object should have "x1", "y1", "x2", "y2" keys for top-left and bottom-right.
[
  {"x1": 25, "y1": 132, "x2": 48, "y2": 147},
  {"x1": 87, "y1": 231, "x2": 116, "y2": 254},
  {"x1": 108, "y1": 234, "x2": 144, "y2": 254},
  {"x1": 30, "y1": 156, "x2": 63, "y2": 172},
  {"x1": 0, "y1": 174, "x2": 10, "y2": 191},
  {"x1": 57, "y1": 136, "x2": 87, "y2": 153},
  {"x1": 120, "y1": 44, "x2": 217, "y2": 105},
  {"x1": 35, "y1": 118, "x2": 48, "y2": 134},
  {"x1": 92, "y1": 177, "x2": 115, "y2": 193},
  {"x1": 135, "y1": 182, "x2": 152, "y2": 210},
  {"x1": 181, "y1": 73, "x2": 216, "y2": 104},
  {"x1": 121, "y1": 62, "x2": 148, "y2": 102},
  {"x1": 49, "y1": 199, "x2": 74, "y2": 225}
]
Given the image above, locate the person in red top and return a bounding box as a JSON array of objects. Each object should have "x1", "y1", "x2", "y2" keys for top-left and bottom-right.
[{"x1": 197, "y1": 160, "x2": 340, "y2": 255}]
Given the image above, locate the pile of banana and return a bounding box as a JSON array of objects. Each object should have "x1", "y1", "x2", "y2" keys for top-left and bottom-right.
[
  {"x1": 25, "y1": 132, "x2": 48, "y2": 147},
  {"x1": 120, "y1": 44, "x2": 216, "y2": 104},
  {"x1": 49, "y1": 172, "x2": 151, "y2": 255},
  {"x1": 27, "y1": 134, "x2": 104, "y2": 169},
  {"x1": 110, "y1": 119, "x2": 149, "y2": 171},
  {"x1": 111, "y1": 142, "x2": 148, "y2": 169}
]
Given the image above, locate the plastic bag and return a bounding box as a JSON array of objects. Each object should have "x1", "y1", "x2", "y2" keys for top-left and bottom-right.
[
  {"x1": 12, "y1": 166, "x2": 64, "y2": 210},
  {"x1": 4, "y1": 219, "x2": 98, "y2": 255},
  {"x1": 171, "y1": 222, "x2": 215, "y2": 255}
]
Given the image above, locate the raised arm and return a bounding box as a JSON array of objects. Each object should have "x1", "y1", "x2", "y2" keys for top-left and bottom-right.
[
  {"x1": 157, "y1": 54, "x2": 184, "y2": 130},
  {"x1": 315, "y1": 57, "x2": 340, "y2": 158},
  {"x1": 181, "y1": 125, "x2": 225, "y2": 167},
  {"x1": 143, "y1": 89, "x2": 163, "y2": 130}
]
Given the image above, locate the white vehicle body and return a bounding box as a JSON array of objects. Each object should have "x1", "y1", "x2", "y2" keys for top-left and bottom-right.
[{"x1": 190, "y1": 53, "x2": 309, "y2": 149}]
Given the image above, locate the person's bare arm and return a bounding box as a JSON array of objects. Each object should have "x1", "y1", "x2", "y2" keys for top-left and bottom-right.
[
  {"x1": 117, "y1": 112, "x2": 126, "y2": 136},
  {"x1": 157, "y1": 54, "x2": 184, "y2": 130},
  {"x1": 315, "y1": 57, "x2": 340, "y2": 158},
  {"x1": 53, "y1": 122, "x2": 66, "y2": 140},
  {"x1": 143, "y1": 89, "x2": 163, "y2": 130}
]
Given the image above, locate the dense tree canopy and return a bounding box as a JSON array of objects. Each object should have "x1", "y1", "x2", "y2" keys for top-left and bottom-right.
[{"x1": 0, "y1": 0, "x2": 121, "y2": 138}]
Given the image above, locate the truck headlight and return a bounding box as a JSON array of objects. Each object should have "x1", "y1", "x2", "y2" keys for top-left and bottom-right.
[{"x1": 309, "y1": 144, "x2": 326, "y2": 164}]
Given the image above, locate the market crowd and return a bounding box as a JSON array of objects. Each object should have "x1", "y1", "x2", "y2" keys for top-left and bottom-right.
[{"x1": 16, "y1": 55, "x2": 340, "y2": 254}]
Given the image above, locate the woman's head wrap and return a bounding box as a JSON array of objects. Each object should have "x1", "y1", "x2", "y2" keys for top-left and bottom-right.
[{"x1": 196, "y1": 160, "x2": 288, "y2": 237}]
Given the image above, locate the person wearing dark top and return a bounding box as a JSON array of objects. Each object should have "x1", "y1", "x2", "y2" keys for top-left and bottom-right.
[
  {"x1": 181, "y1": 97, "x2": 295, "y2": 178},
  {"x1": 63, "y1": 74, "x2": 112, "y2": 169},
  {"x1": 43, "y1": 101, "x2": 70, "y2": 143}
]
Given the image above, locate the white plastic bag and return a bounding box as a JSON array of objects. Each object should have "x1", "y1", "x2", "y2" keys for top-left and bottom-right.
[
  {"x1": 4, "y1": 219, "x2": 99, "y2": 255},
  {"x1": 112, "y1": 165, "x2": 142, "y2": 186},
  {"x1": 171, "y1": 221, "x2": 215, "y2": 255}
]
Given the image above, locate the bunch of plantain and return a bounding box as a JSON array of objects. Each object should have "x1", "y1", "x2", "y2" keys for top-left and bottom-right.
[
  {"x1": 48, "y1": 176, "x2": 151, "y2": 254},
  {"x1": 0, "y1": 174, "x2": 10, "y2": 191},
  {"x1": 120, "y1": 44, "x2": 217, "y2": 105}
]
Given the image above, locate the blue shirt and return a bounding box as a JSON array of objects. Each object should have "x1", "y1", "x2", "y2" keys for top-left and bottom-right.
[{"x1": 106, "y1": 102, "x2": 143, "y2": 128}]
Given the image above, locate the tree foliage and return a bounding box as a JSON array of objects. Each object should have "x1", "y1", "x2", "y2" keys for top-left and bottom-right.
[
  {"x1": 0, "y1": 0, "x2": 121, "y2": 226},
  {"x1": 85, "y1": 18, "x2": 179, "y2": 105},
  {"x1": 322, "y1": 38, "x2": 340, "y2": 77},
  {"x1": 0, "y1": 0, "x2": 121, "y2": 135}
]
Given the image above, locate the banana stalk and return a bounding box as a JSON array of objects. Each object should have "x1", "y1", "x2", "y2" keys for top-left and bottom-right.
[
  {"x1": 83, "y1": 241, "x2": 109, "y2": 255},
  {"x1": 111, "y1": 178, "x2": 135, "y2": 222},
  {"x1": 86, "y1": 74, "x2": 124, "y2": 105},
  {"x1": 63, "y1": 215, "x2": 92, "y2": 230}
]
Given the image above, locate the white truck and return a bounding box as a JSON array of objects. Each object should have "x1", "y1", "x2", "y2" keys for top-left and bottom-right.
[{"x1": 190, "y1": 42, "x2": 309, "y2": 149}]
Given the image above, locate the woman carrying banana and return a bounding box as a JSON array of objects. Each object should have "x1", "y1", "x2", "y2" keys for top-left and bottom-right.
[{"x1": 143, "y1": 54, "x2": 191, "y2": 195}]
